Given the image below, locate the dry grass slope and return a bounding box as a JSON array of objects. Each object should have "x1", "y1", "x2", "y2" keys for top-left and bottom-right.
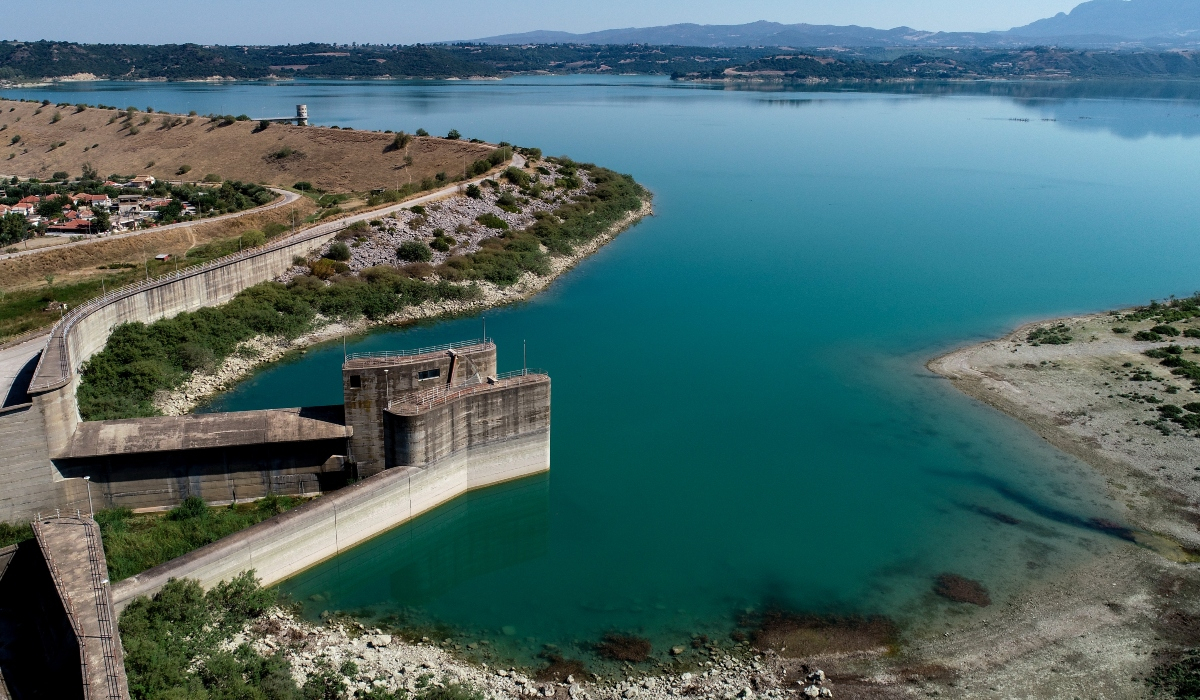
[{"x1": 0, "y1": 98, "x2": 492, "y2": 192}]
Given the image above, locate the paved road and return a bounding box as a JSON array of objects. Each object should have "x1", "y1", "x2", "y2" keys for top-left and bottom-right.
[{"x1": 0, "y1": 187, "x2": 302, "y2": 262}]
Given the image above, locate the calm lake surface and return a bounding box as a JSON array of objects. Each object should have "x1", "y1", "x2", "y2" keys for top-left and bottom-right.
[{"x1": 11, "y1": 77, "x2": 1200, "y2": 660}]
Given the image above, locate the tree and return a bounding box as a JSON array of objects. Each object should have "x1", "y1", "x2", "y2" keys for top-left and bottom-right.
[
  {"x1": 446, "y1": 129, "x2": 461, "y2": 140},
  {"x1": 90, "y1": 208, "x2": 111, "y2": 233},
  {"x1": 81, "y1": 162, "x2": 99, "y2": 182},
  {"x1": 415, "y1": 128, "x2": 429, "y2": 137},
  {"x1": 37, "y1": 195, "x2": 67, "y2": 218},
  {"x1": 0, "y1": 213, "x2": 27, "y2": 246}
]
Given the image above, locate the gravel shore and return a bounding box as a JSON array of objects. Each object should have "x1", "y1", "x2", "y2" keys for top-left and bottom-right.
[{"x1": 237, "y1": 609, "x2": 850, "y2": 700}]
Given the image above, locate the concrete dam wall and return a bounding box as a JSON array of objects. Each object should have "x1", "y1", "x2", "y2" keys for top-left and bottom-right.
[
  {"x1": 0, "y1": 215, "x2": 344, "y2": 523},
  {"x1": 110, "y1": 372, "x2": 550, "y2": 611}
]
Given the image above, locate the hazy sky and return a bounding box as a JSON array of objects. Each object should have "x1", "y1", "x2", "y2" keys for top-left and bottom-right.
[{"x1": 5, "y1": 0, "x2": 1084, "y2": 45}]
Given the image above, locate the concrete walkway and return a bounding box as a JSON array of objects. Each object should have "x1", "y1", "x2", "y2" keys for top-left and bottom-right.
[
  {"x1": 0, "y1": 333, "x2": 47, "y2": 407},
  {"x1": 0, "y1": 187, "x2": 302, "y2": 262},
  {"x1": 33, "y1": 515, "x2": 130, "y2": 700}
]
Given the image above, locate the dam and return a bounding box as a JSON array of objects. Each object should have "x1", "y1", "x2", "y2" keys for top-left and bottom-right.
[
  {"x1": 0, "y1": 337, "x2": 550, "y2": 698},
  {"x1": 0, "y1": 199, "x2": 548, "y2": 698}
]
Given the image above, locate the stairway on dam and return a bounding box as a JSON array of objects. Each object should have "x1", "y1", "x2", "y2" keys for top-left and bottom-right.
[{"x1": 0, "y1": 514, "x2": 129, "y2": 699}]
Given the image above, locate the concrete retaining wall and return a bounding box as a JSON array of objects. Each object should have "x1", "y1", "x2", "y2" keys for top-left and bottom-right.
[
  {"x1": 110, "y1": 429, "x2": 549, "y2": 612},
  {"x1": 0, "y1": 222, "x2": 343, "y2": 523}
]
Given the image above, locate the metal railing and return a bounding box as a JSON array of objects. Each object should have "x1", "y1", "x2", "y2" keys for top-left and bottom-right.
[
  {"x1": 388, "y1": 368, "x2": 546, "y2": 413},
  {"x1": 344, "y1": 337, "x2": 491, "y2": 363}
]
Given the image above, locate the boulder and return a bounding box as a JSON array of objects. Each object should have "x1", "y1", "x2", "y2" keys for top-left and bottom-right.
[{"x1": 802, "y1": 686, "x2": 822, "y2": 699}]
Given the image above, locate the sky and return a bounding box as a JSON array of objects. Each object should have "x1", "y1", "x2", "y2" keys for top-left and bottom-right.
[{"x1": 3, "y1": 0, "x2": 1085, "y2": 45}]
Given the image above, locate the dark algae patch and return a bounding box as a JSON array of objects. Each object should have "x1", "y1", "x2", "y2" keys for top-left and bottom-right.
[
  {"x1": 749, "y1": 611, "x2": 898, "y2": 657},
  {"x1": 595, "y1": 632, "x2": 652, "y2": 662},
  {"x1": 535, "y1": 652, "x2": 588, "y2": 682},
  {"x1": 933, "y1": 573, "x2": 991, "y2": 607}
]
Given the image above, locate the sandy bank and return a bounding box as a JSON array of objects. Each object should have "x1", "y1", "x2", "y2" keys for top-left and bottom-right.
[{"x1": 911, "y1": 307, "x2": 1200, "y2": 697}]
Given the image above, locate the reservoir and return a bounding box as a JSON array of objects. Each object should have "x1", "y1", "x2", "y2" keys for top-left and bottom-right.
[{"x1": 10, "y1": 77, "x2": 1200, "y2": 660}]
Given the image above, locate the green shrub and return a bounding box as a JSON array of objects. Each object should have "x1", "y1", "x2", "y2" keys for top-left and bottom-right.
[
  {"x1": 1184, "y1": 403, "x2": 1200, "y2": 413},
  {"x1": 1112, "y1": 326, "x2": 1129, "y2": 334},
  {"x1": 431, "y1": 238, "x2": 451, "y2": 252},
  {"x1": 503, "y1": 166, "x2": 530, "y2": 187},
  {"x1": 1134, "y1": 330, "x2": 1163, "y2": 342},
  {"x1": 0, "y1": 522, "x2": 33, "y2": 548},
  {"x1": 325, "y1": 241, "x2": 352, "y2": 261},
  {"x1": 1185, "y1": 328, "x2": 1200, "y2": 339},
  {"x1": 446, "y1": 129, "x2": 461, "y2": 140},
  {"x1": 476, "y1": 213, "x2": 509, "y2": 230},
  {"x1": 51, "y1": 171, "x2": 69, "y2": 181},
  {"x1": 239, "y1": 229, "x2": 266, "y2": 248},
  {"x1": 294, "y1": 181, "x2": 313, "y2": 191},
  {"x1": 79, "y1": 273, "x2": 478, "y2": 420},
  {"x1": 465, "y1": 184, "x2": 482, "y2": 199},
  {"x1": 1152, "y1": 324, "x2": 1181, "y2": 337},
  {"x1": 416, "y1": 128, "x2": 429, "y2": 136},
  {"x1": 398, "y1": 241, "x2": 433, "y2": 262}
]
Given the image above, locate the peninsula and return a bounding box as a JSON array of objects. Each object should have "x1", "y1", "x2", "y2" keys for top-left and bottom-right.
[{"x1": 926, "y1": 297, "x2": 1200, "y2": 694}]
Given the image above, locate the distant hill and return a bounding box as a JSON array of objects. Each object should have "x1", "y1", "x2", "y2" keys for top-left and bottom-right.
[
  {"x1": 471, "y1": 0, "x2": 1200, "y2": 49},
  {"x1": 470, "y1": 21, "x2": 1001, "y2": 49},
  {"x1": 1009, "y1": 0, "x2": 1200, "y2": 42}
]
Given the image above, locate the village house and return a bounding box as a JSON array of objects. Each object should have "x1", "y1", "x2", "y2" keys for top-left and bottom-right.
[{"x1": 129, "y1": 175, "x2": 156, "y2": 189}]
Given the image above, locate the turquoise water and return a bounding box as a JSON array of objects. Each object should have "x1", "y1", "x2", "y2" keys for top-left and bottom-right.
[{"x1": 12, "y1": 77, "x2": 1200, "y2": 660}]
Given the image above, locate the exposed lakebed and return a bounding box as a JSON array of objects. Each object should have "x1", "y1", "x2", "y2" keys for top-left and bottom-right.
[{"x1": 14, "y1": 77, "x2": 1200, "y2": 665}]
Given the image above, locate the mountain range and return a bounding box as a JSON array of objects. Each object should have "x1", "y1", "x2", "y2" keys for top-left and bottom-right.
[{"x1": 469, "y1": 0, "x2": 1200, "y2": 49}]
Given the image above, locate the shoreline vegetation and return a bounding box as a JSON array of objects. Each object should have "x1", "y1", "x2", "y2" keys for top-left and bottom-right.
[
  {"x1": 4, "y1": 41, "x2": 1200, "y2": 85},
  {"x1": 79, "y1": 157, "x2": 650, "y2": 420},
  {"x1": 927, "y1": 294, "x2": 1200, "y2": 697}
]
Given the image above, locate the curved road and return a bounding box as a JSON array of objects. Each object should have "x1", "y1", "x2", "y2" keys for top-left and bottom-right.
[{"x1": 0, "y1": 187, "x2": 303, "y2": 262}]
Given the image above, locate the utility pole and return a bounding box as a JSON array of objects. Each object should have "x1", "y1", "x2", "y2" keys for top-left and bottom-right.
[{"x1": 83, "y1": 476, "x2": 93, "y2": 518}]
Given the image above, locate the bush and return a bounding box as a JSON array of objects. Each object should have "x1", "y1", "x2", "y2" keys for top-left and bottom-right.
[
  {"x1": 398, "y1": 241, "x2": 433, "y2": 262},
  {"x1": 240, "y1": 229, "x2": 266, "y2": 248},
  {"x1": 50, "y1": 111, "x2": 61, "y2": 123},
  {"x1": 446, "y1": 129, "x2": 461, "y2": 140},
  {"x1": 503, "y1": 166, "x2": 530, "y2": 186},
  {"x1": 51, "y1": 171, "x2": 69, "y2": 181},
  {"x1": 294, "y1": 181, "x2": 313, "y2": 191},
  {"x1": 476, "y1": 213, "x2": 509, "y2": 230},
  {"x1": 416, "y1": 128, "x2": 429, "y2": 136},
  {"x1": 1153, "y1": 324, "x2": 1181, "y2": 337},
  {"x1": 203, "y1": 173, "x2": 221, "y2": 182},
  {"x1": 1135, "y1": 330, "x2": 1163, "y2": 342},
  {"x1": 1112, "y1": 326, "x2": 1129, "y2": 334},
  {"x1": 431, "y1": 238, "x2": 451, "y2": 252},
  {"x1": 176, "y1": 164, "x2": 191, "y2": 176},
  {"x1": 1185, "y1": 328, "x2": 1200, "y2": 339},
  {"x1": 325, "y1": 241, "x2": 352, "y2": 261},
  {"x1": 465, "y1": 183, "x2": 482, "y2": 199}
]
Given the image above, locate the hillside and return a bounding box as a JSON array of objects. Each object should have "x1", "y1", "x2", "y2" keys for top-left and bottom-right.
[
  {"x1": 1012, "y1": 0, "x2": 1200, "y2": 41},
  {"x1": 0, "y1": 98, "x2": 493, "y2": 193}
]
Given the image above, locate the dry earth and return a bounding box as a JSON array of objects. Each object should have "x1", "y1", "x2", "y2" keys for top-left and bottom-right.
[
  {"x1": 0, "y1": 97, "x2": 494, "y2": 192},
  {"x1": 910, "y1": 309, "x2": 1200, "y2": 698}
]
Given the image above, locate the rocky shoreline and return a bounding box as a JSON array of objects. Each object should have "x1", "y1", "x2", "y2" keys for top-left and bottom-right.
[
  {"x1": 238, "y1": 608, "x2": 844, "y2": 700},
  {"x1": 155, "y1": 197, "x2": 652, "y2": 416}
]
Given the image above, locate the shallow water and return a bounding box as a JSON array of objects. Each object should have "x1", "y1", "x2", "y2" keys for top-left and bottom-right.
[{"x1": 11, "y1": 77, "x2": 1200, "y2": 661}]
